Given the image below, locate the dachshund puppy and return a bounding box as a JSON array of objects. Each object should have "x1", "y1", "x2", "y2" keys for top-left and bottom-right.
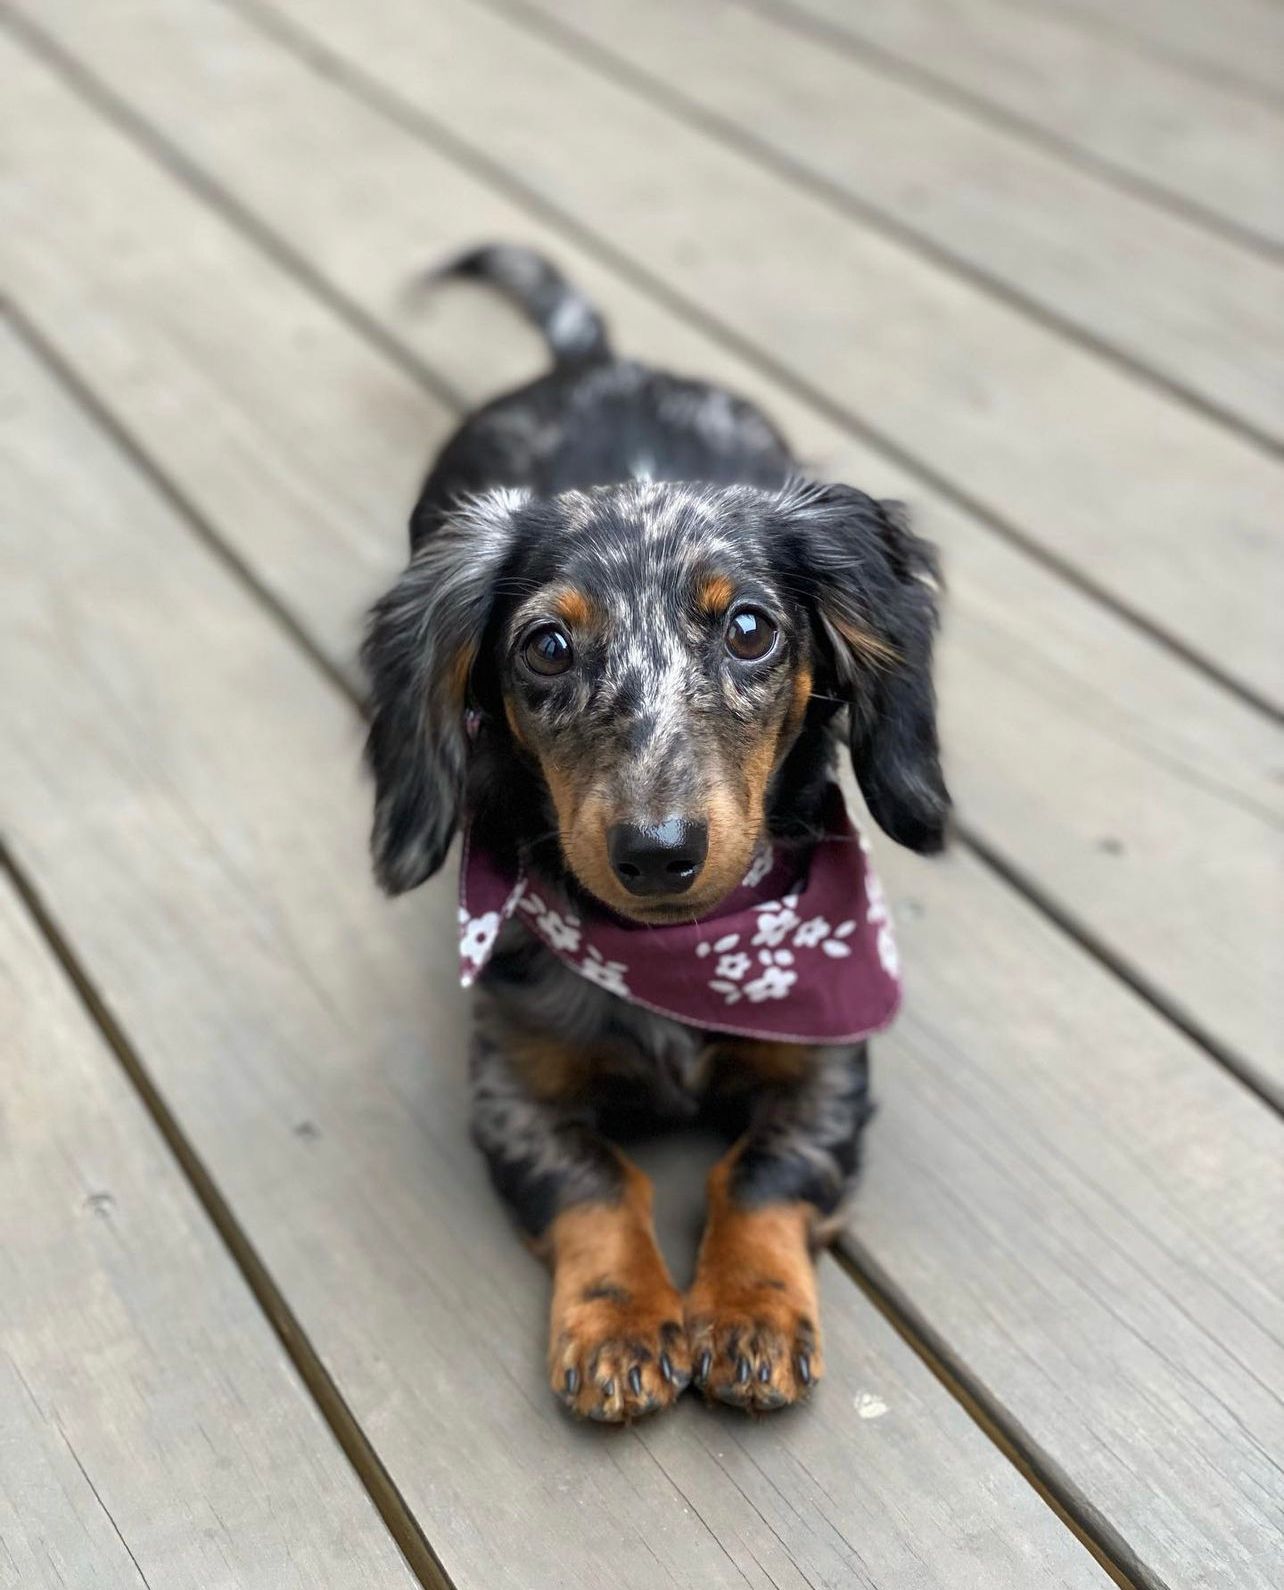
[{"x1": 364, "y1": 245, "x2": 949, "y2": 1421}]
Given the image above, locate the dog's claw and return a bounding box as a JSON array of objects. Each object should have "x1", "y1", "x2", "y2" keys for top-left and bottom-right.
[
  {"x1": 659, "y1": 1352, "x2": 674, "y2": 1384},
  {"x1": 796, "y1": 1352, "x2": 811, "y2": 1387},
  {"x1": 735, "y1": 1356, "x2": 750, "y2": 1385},
  {"x1": 695, "y1": 1349, "x2": 712, "y2": 1386},
  {"x1": 565, "y1": 1366, "x2": 580, "y2": 1396},
  {"x1": 628, "y1": 1366, "x2": 643, "y2": 1396}
]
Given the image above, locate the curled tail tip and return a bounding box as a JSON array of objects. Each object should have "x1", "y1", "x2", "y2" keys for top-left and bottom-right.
[
  {"x1": 424, "y1": 242, "x2": 507, "y2": 283},
  {"x1": 421, "y1": 242, "x2": 612, "y2": 366}
]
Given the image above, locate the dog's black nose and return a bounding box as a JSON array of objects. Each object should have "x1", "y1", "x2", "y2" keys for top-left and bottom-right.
[{"x1": 608, "y1": 819, "x2": 708, "y2": 896}]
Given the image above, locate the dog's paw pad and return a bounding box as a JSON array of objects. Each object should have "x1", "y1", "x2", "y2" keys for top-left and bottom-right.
[
  {"x1": 686, "y1": 1293, "x2": 820, "y2": 1411},
  {"x1": 551, "y1": 1294, "x2": 690, "y2": 1423}
]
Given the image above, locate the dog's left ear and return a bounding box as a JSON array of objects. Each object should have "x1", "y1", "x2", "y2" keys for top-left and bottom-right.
[
  {"x1": 775, "y1": 483, "x2": 950, "y2": 853},
  {"x1": 361, "y1": 489, "x2": 526, "y2": 894}
]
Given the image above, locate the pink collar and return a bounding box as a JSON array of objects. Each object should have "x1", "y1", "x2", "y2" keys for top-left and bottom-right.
[{"x1": 458, "y1": 785, "x2": 901, "y2": 1045}]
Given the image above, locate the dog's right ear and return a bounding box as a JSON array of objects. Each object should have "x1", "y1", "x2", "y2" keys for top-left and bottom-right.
[{"x1": 361, "y1": 489, "x2": 527, "y2": 894}]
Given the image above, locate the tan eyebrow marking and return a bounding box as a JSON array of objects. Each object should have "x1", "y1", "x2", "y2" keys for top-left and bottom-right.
[
  {"x1": 694, "y1": 571, "x2": 737, "y2": 616},
  {"x1": 550, "y1": 586, "x2": 598, "y2": 628}
]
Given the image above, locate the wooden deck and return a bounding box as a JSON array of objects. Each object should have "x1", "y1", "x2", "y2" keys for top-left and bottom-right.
[{"x1": 2, "y1": 1, "x2": 1281, "y2": 1585}]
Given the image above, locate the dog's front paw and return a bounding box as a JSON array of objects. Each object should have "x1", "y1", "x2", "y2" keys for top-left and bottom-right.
[
  {"x1": 550, "y1": 1282, "x2": 691, "y2": 1422},
  {"x1": 685, "y1": 1278, "x2": 821, "y2": 1411}
]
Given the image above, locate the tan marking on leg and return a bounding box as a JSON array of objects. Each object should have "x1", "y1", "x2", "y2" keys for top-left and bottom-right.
[
  {"x1": 547, "y1": 1159, "x2": 691, "y2": 1422},
  {"x1": 686, "y1": 1148, "x2": 822, "y2": 1410}
]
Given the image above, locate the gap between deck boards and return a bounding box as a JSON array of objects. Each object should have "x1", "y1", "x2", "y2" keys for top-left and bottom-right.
[
  {"x1": 831, "y1": 1245, "x2": 1139, "y2": 1590},
  {"x1": 724, "y1": 0, "x2": 1284, "y2": 262},
  {"x1": 0, "y1": 840, "x2": 454, "y2": 1590},
  {"x1": 462, "y1": 0, "x2": 1284, "y2": 458},
  {"x1": 223, "y1": 0, "x2": 1284, "y2": 721},
  {"x1": 1004, "y1": 0, "x2": 1284, "y2": 109},
  {"x1": 1, "y1": 315, "x2": 1143, "y2": 1590},
  {"x1": 4, "y1": 3, "x2": 1279, "y2": 1118}
]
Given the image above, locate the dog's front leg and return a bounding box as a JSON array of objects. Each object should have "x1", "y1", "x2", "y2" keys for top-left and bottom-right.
[
  {"x1": 688, "y1": 1041, "x2": 871, "y2": 1410},
  {"x1": 470, "y1": 1021, "x2": 691, "y2": 1421}
]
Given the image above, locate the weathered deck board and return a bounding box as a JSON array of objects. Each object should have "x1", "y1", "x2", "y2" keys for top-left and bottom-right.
[
  {"x1": 229, "y1": 0, "x2": 1284, "y2": 708},
  {"x1": 0, "y1": 877, "x2": 416, "y2": 1590},
  {"x1": 4, "y1": 36, "x2": 1282, "y2": 1589},
  {"x1": 1020, "y1": 0, "x2": 1284, "y2": 103},
  {"x1": 0, "y1": 318, "x2": 1113, "y2": 1590},
  {"x1": 8, "y1": 0, "x2": 1279, "y2": 1093},
  {"x1": 506, "y1": 0, "x2": 1284, "y2": 448},
  {"x1": 748, "y1": 0, "x2": 1284, "y2": 251}
]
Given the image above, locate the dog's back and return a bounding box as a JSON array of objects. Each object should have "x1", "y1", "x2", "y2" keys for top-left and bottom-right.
[{"x1": 412, "y1": 244, "x2": 796, "y2": 547}]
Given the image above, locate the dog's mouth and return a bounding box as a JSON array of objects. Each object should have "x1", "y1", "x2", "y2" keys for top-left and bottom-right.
[
  {"x1": 561, "y1": 820, "x2": 762, "y2": 925},
  {"x1": 603, "y1": 888, "x2": 731, "y2": 926}
]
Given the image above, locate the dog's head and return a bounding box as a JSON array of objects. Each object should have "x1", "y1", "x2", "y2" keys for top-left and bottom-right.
[{"x1": 364, "y1": 480, "x2": 948, "y2": 919}]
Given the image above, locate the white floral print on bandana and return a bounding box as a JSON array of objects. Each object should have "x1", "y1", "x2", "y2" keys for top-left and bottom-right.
[
  {"x1": 517, "y1": 890, "x2": 583, "y2": 954},
  {"x1": 863, "y1": 869, "x2": 900, "y2": 978},
  {"x1": 578, "y1": 944, "x2": 630, "y2": 997},
  {"x1": 459, "y1": 906, "x2": 501, "y2": 981},
  {"x1": 696, "y1": 895, "x2": 864, "y2": 1007}
]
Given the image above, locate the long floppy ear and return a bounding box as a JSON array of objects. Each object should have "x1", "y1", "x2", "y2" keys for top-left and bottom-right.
[
  {"x1": 776, "y1": 483, "x2": 950, "y2": 853},
  {"x1": 361, "y1": 489, "x2": 527, "y2": 894}
]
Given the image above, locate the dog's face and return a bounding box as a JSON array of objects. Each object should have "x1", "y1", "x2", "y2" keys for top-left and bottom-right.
[
  {"x1": 495, "y1": 490, "x2": 818, "y2": 919},
  {"x1": 364, "y1": 481, "x2": 948, "y2": 910}
]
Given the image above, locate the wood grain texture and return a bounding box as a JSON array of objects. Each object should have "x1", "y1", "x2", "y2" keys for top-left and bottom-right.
[
  {"x1": 1019, "y1": 0, "x2": 1284, "y2": 103},
  {"x1": 853, "y1": 808, "x2": 1284, "y2": 1590},
  {"x1": 758, "y1": 0, "x2": 1284, "y2": 250},
  {"x1": 5, "y1": 0, "x2": 1279, "y2": 1091},
  {"x1": 232, "y1": 0, "x2": 1282, "y2": 708},
  {"x1": 0, "y1": 297, "x2": 1111, "y2": 1587},
  {"x1": 3, "y1": 31, "x2": 1282, "y2": 1588},
  {"x1": 515, "y1": 0, "x2": 1284, "y2": 447},
  {"x1": 0, "y1": 882, "x2": 416, "y2": 1590}
]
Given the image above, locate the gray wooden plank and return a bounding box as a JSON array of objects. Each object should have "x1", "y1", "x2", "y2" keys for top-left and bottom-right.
[
  {"x1": 750, "y1": 0, "x2": 1284, "y2": 251},
  {"x1": 0, "y1": 881, "x2": 417, "y2": 1590},
  {"x1": 6, "y1": 0, "x2": 1279, "y2": 1094},
  {"x1": 513, "y1": 0, "x2": 1284, "y2": 448},
  {"x1": 225, "y1": 0, "x2": 1282, "y2": 710},
  {"x1": 853, "y1": 797, "x2": 1284, "y2": 1590},
  {"x1": 3, "y1": 33, "x2": 1282, "y2": 1590},
  {"x1": 0, "y1": 253, "x2": 1111, "y2": 1590},
  {"x1": 1019, "y1": 0, "x2": 1284, "y2": 104}
]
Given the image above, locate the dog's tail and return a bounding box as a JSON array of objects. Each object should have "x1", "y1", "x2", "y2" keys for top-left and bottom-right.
[{"x1": 431, "y1": 243, "x2": 612, "y2": 368}]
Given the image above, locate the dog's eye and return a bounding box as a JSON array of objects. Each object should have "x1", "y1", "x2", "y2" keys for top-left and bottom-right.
[
  {"x1": 725, "y1": 608, "x2": 778, "y2": 662},
  {"x1": 522, "y1": 623, "x2": 574, "y2": 677}
]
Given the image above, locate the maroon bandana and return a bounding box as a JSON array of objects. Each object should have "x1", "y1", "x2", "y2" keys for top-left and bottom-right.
[{"x1": 458, "y1": 785, "x2": 901, "y2": 1045}]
